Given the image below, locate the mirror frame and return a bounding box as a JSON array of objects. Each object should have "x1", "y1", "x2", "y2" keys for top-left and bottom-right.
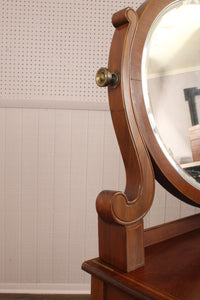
[
  {"x1": 131, "y1": 0, "x2": 200, "y2": 205},
  {"x1": 89, "y1": 1, "x2": 200, "y2": 274}
]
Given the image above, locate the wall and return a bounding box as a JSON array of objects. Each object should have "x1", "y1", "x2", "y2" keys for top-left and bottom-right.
[
  {"x1": 0, "y1": 0, "x2": 199, "y2": 295},
  {"x1": 148, "y1": 70, "x2": 200, "y2": 163}
]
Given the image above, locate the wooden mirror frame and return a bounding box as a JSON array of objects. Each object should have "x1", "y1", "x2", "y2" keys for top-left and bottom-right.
[
  {"x1": 85, "y1": 0, "x2": 200, "y2": 275},
  {"x1": 130, "y1": 0, "x2": 200, "y2": 206}
]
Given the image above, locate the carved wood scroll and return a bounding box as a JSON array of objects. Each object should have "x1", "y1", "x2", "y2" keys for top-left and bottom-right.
[{"x1": 96, "y1": 8, "x2": 155, "y2": 272}]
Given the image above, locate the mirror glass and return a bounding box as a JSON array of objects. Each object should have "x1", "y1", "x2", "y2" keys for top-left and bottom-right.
[{"x1": 142, "y1": 0, "x2": 200, "y2": 187}]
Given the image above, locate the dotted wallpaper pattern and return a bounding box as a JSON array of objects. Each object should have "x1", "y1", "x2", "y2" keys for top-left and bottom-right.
[{"x1": 0, "y1": 0, "x2": 143, "y2": 107}]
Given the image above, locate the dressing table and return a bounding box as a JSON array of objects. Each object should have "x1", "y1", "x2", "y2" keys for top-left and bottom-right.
[{"x1": 82, "y1": 0, "x2": 200, "y2": 298}]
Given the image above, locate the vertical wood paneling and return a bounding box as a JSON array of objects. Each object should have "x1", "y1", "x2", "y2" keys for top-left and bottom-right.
[
  {"x1": 149, "y1": 181, "x2": 166, "y2": 227},
  {"x1": 195, "y1": 207, "x2": 200, "y2": 214},
  {"x1": 4, "y1": 109, "x2": 22, "y2": 282},
  {"x1": 53, "y1": 110, "x2": 72, "y2": 283},
  {"x1": 37, "y1": 110, "x2": 55, "y2": 283},
  {"x1": 144, "y1": 211, "x2": 151, "y2": 229},
  {"x1": 21, "y1": 109, "x2": 39, "y2": 283},
  {"x1": 165, "y1": 192, "x2": 181, "y2": 222},
  {"x1": 0, "y1": 0, "x2": 198, "y2": 293},
  {"x1": 84, "y1": 111, "x2": 105, "y2": 283},
  {"x1": 69, "y1": 110, "x2": 88, "y2": 283},
  {"x1": 0, "y1": 109, "x2": 6, "y2": 282},
  {"x1": 180, "y1": 201, "x2": 196, "y2": 218},
  {"x1": 0, "y1": 107, "x2": 198, "y2": 290}
]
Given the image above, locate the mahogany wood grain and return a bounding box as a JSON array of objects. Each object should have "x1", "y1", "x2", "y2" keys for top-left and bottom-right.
[
  {"x1": 96, "y1": 7, "x2": 155, "y2": 226},
  {"x1": 144, "y1": 213, "x2": 200, "y2": 247},
  {"x1": 98, "y1": 217, "x2": 144, "y2": 272},
  {"x1": 130, "y1": 0, "x2": 200, "y2": 205},
  {"x1": 96, "y1": 7, "x2": 155, "y2": 272},
  {"x1": 91, "y1": 276, "x2": 104, "y2": 300},
  {"x1": 83, "y1": 228, "x2": 200, "y2": 300},
  {"x1": 105, "y1": 284, "x2": 139, "y2": 300},
  {"x1": 83, "y1": 0, "x2": 200, "y2": 298}
]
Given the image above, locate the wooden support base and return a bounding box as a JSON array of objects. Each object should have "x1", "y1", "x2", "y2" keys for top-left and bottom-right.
[
  {"x1": 91, "y1": 277, "x2": 104, "y2": 300},
  {"x1": 83, "y1": 226, "x2": 200, "y2": 300},
  {"x1": 98, "y1": 217, "x2": 144, "y2": 272}
]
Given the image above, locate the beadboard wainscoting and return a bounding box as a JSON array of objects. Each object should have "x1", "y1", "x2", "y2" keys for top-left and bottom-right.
[
  {"x1": 0, "y1": 0, "x2": 199, "y2": 295},
  {"x1": 0, "y1": 107, "x2": 198, "y2": 294}
]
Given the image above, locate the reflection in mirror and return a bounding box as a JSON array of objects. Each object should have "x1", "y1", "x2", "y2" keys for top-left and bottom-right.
[{"x1": 143, "y1": 0, "x2": 200, "y2": 183}]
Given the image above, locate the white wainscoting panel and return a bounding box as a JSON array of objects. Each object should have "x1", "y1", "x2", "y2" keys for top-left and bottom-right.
[
  {"x1": 0, "y1": 107, "x2": 198, "y2": 292},
  {"x1": 0, "y1": 0, "x2": 199, "y2": 294},
  {"x1": 21, "y1": 109, "x2": 38, "y2": 283},
  {"x1": 5, "y1": 109, "x2": 22, "y2": 282}
]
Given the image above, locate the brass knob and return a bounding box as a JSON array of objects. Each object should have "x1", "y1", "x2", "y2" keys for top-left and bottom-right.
[{"x1": 96, "y1": 68, "x2": 120, "y2": 88}]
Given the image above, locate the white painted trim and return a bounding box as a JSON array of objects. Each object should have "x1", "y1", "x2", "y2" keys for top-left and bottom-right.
[
  {"x1": 148, "y1": 65, "x2": 200, "y2": 79},
  {"x1": 0, "y1": 283, "x2": 90, "y2": 294},
  {"x1": 0, "y1": 99, "x2": 109, "y2": 111}
]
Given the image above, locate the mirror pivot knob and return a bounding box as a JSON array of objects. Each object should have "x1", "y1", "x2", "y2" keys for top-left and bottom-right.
[{"x1": 96, "y1": 68, "x2": 120, "y2": 88}]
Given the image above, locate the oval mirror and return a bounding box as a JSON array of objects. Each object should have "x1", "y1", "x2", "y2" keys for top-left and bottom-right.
[
  {"x1": 143, "y1": 0, "x2": 200, "y2": 187},
  {"x1": 130, "y1": 0, "x2": 200, "y2": 204}
]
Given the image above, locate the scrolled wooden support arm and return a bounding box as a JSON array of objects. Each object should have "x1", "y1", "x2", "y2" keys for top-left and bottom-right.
[
  {"x1": 96, "y1": 190, "x2": 130, "y2": 225},
  {"x1": 96, "y1": 8, "x2": 155, "y2": 226},
  {"x1": 112, "y1": 6, "x2": 133, "y2": 28},
  {"x1": 96, "y1": 188, "x2": 151, "y2": 225},
  {"x1": 96, "y1": 7, "x2": 155, "y2": 272}
]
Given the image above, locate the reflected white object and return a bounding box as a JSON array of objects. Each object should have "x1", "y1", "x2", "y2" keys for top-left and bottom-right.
[{"x1": 147, "y1": 2, "x2": 200, "y2": 77}]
